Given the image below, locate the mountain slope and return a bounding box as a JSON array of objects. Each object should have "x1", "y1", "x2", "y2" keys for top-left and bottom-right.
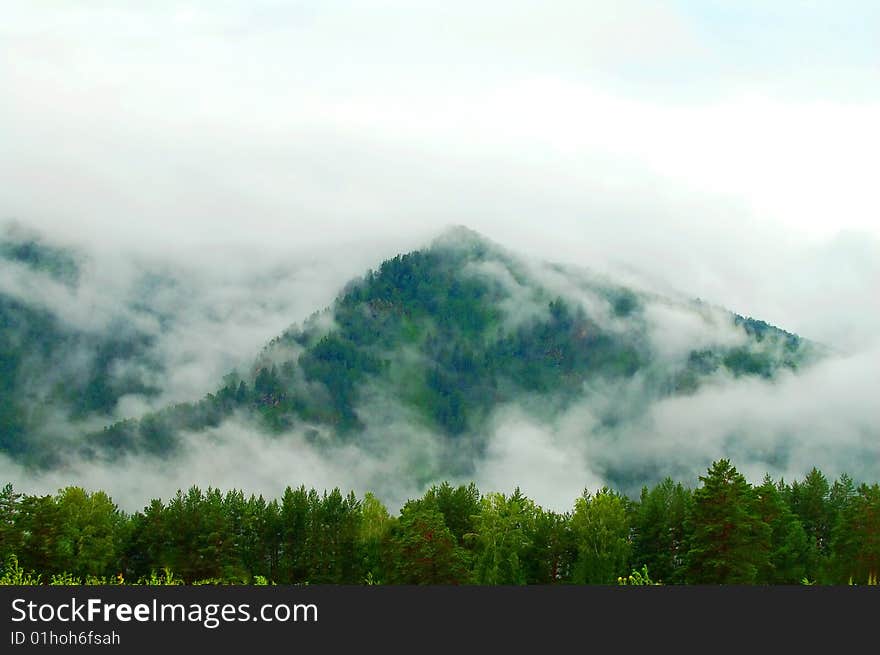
[
  {"x1": 80, "y1": 228, "x2": 817, "y2": 467},
  {"x1": 0, "y1": 231, "x2": 162, "y2": 462}
]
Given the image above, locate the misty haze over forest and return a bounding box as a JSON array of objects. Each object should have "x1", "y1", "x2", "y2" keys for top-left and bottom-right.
[
  {"x1": 0, "y1": 223, "x2": 876, "y2": 513},
  {"x1": 1, "y1": 2, "x2": 878, "y2": 513}
]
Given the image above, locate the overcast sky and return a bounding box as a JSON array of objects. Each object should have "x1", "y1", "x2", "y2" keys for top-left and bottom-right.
[
  {"x1": 2, "y1": 1, "x2": 878, "y2": 349},
  {"x1": 2, "y1": 2, "x2": 880, "y2": 508}
]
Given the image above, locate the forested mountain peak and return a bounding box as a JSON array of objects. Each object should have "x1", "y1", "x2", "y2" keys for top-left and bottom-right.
[{"x1": 66, "y1": 228, "x2": 817, "y2": 483}]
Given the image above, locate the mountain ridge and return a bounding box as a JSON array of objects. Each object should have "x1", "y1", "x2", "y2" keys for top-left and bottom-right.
[{"x1": 68, "y1": 227, "x2": 817, "y2": 473}]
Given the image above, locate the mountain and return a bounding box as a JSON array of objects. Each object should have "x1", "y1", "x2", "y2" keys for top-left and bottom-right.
[
  {"x1": 0, "y1": 230, "x2": 163, "y2": 462},
  {"x1": 37, "y1": 226, "x2": 814, "y2": 480}
]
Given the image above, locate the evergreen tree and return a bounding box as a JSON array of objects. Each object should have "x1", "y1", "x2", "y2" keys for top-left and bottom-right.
[
  {"x1": 522, "y1": 508, "x2": 575, "y2": 584},
  {"x1": 829, "y1": 483, "x2": 880, "y2": 584},
  {"x1": 685, "y1": 460, "x2": 770, "y2": 584},
  {"x1": 754, "y1": 477, "x2": 812, "y2": 584},
  {"x1": 279, "y1": 486, "x2": 310, "y2": 583},
  {"x1": 632, "y1": 478, "x2": 691, "y2": 583},
  {"x1": 789, "y1": 468, "x2": 832, "y2": 560},
  {"x1": 385, "y1": 506, "x2": 470, "y2": 584}
]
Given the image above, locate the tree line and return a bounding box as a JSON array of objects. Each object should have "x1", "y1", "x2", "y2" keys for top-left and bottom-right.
[{"x1": 1, "y1": 459, "x2": 878, "y2": 585}]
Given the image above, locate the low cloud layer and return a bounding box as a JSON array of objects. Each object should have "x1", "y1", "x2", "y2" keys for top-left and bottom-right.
[
  {"x1": 1, "y1": 3, "x2": 878, "y2": 511},
  {"x1": 1, "y1": 231, "x2": 877, "y2": 514},
  {"x1": 2, "y1": 340, "x2": 877, "y2": 514}
]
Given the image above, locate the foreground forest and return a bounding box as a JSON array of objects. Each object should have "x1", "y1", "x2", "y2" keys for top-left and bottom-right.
[{"x1": 2, "y1": 459, "x2": 878, "y2": 586}]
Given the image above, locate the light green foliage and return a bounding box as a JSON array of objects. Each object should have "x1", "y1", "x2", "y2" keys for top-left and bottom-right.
[
  {"x1": 54, "y1": 487, "x2": 126, "y2": 578},
  {"x1": 141, "y1": 568, "x2": 181, "y2": 586},
  {"x1": 617, "y1": 565, "x2": 659, "y2": 586},
  {"x1": 469, "y1": 490, "x2": 538, "y2": 585},
  {"x1": 0, "y1": 483, "x2": 22, "y2": 562},
  {"x1": 571, "y1": 488, "x2": 632, "y2": 584},
  {"x1": 360, "y1": 492, "x2": 392, "y2": 582},
  {"x1": 0, "y1": 555, "x2": 41, "y2": 585}
]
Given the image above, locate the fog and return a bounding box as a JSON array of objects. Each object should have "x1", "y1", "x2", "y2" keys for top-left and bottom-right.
[{"x1": 1, "y1": 2, "x2": 878, "y2": 512}]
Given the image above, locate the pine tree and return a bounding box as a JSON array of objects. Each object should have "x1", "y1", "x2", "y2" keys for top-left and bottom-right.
[
  {"x1": 632, "y1": 478, "x2": 692, "y2": 583},
  {"x1": 685, "y1": 460, "x2": 770, "y2": 584},
  {"x1": 385, "y1": 506, "x2": 470, "y2": 584},
  {"x1": 789, "y1": 468, "x2": 832, "y2": 558},
  {"x1": 754, "y1": 476, "x2": 812, "y2": 584},
  {"x1": 829, "y1": 483, "x2": 880, "y2": 584}
]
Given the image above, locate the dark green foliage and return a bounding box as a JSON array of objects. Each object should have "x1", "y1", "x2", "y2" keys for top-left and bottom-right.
[
  {"x1": 829, "y1": 483, "x2": 880, "y2": 584},
  {"x1": 488, "y1": 298, "x2": 642, "y2": 395},
  {"x1": 2, "y1": 460, "x2": 879, "y2": 585},
  {"x1": 522, "y1": 508, "x2": 575, "y2": 584},
  {"x1": 722, "y1": 347, "x2": 775, "y2": 378},
  {"x1": 0, "y1": 294, "x2": 161, "y2": 460},
  {"x1": 384, "y1": 505, "x2": 470, "y2": 584},
  {"x1": 788, "y1": 468, "x2": 833, "y2": 560},
  {"x1": 673, "y1": 310, "x2": 809, "y2": 388},
  {"x1": 0, "y1": 237, "x2": 79, "y2": 285},
  {"x1": 684, "y1": 460, "x2": 771, "y2": 584},
  {"x1": 734, "y1": 315, "x2": 801, "y2": 352},
  {"x1": 87, "y1": 389, "x2": 237, "y2": 457},
  {"x1": 404, "y1": 482, "x2": 481, "y2": 546},
  {"x1": 632, "y1": 478, "x2": 692, "y2": 583},
  {"x1": 754, "y1": 477, "x2": 813, "y2": 584},
  {"x1": 299, "y1": 334, "x2": 384, "y2": 431},
  {"x1": 609, "y1": 289, "x2": 638, "y2": 317}
]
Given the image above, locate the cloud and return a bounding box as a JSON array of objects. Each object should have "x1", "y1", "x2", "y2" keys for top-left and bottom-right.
[
  {"x1": 0, "y1": 404, "x2": 450, "y2": 514},
  {"x1": 1, "y1": 3, "x2": 878, "y2": 510},
  {"x1": 1, "y1": 261, "x2": 877, "y2": 514},
  {"x1": 642, "y1": 299, "x2": 747, "y2": 364},
  {"x1": 470, "y1": 404, "x2": 605, "y2": 512}
]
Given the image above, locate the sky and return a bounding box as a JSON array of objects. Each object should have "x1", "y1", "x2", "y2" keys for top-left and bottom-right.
[
  {"x1": 2, "y1": 1, "x2": 877, "y2": 349},
  {"x1": 0, "y1": 2, "x2": 878, "y2": 508}
]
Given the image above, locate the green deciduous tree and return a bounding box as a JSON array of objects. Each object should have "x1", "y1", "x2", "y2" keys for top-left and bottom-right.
[
  {"x1": 469, "y1": 490, "x2": 538, "y2": 584},
  {"x1": 359, "y1": 493, "x2": 392, "y2": 583},
  {"x1": 0, "y1": 483, "x2": 22, "y2": 563},
  {"x1": 54, "y1": 487, "x2": 126, "y2": 579},
  {"x1": 571, "y1": 488, "x2": 632, "y2": 584}
]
